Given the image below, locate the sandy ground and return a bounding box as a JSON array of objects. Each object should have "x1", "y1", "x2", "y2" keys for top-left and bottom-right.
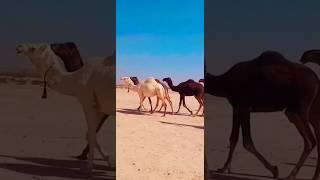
[
  {"x1": 0, "y1": 83, "x2": 116, "y2": 180},
  {"x1": 206, "y1": 95, "x2": 319, "y2": 180},
  {"x1": 116, "y1": 88, "x2": 204, "y2": 180}
]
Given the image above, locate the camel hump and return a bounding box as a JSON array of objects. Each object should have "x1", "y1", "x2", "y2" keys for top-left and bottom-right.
[
  {"x1": 144, "y1": 77, "x2": 157, "y2": 84},
  {"x1": 253, "y1": 51, "x2": 289, "y2": 65},
  {"x1": 50, "y1": 42, "x2": 84, "y2": 72},
  {"x1": 130, "y1": 77, "x2": 139, "y2": 85},
  {"x1": 103, "y1": 52, "x2": 115, "y2": 66},
  {"x1": 301, "y1": 49, "x2": 320, "y2": 64},
  {"x1": 185, "y1": 79, "x2": 195, "y2": 83}
]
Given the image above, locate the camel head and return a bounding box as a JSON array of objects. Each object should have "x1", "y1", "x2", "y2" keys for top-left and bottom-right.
[
  {"x1": 300, "y1": 50, "x2": 320, "y2": 65},
  {"x1": 120, "y1": 76, "x2": 129, "y2": 81},
  {"x1": 120, "y1": 77, "x2": 133, "y2": 85},
  {"x1": 16, "y1": 43, "x2": 47, "y2": 55},
  {"x1": 121, "y1": 77, "x2": 136, "y2": 84},
  {"x1": 120, "y1": 76, "x2": 134, "y2": 92},
  {"x1": 16, "y1": 43, "x2": 55, "y2": 74},
  {"x1": 162, "y1": 77, "x2": 171, "y2": 82}
]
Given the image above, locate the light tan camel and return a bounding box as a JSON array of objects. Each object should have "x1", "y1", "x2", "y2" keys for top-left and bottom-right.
[
  {"x1": 139, "y1": 77, "x2": 168, "y2": 116},
  {"x1": 16, "y1": 42, "x2": 115, "y2": 177},
  {"x1": 120, "y1": 76, "x2": 152, "y2": 111}
]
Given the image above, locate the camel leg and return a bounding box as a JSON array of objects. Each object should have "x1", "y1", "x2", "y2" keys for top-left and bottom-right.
[
  {"x1": 138, "y1": 96, "x2": 146, "y2": 111},
  {"x1": 148, "y1": 97, "x2": 153, "y2": 111},
  {"x1": 240, "y1": 110, "x2": 279, "y2": 178},
  {"x1": 161, "y1": 98, "x2": 167, "y2": 117},
  {"x1": 281, "y1": 111, "x2": 315, "y2": 180},
  {"x1": 95, "y1": 140, "x2": 111, "y2": 166},
  {"x1": 76, "y1": 115, "x2": 108, "y2": 160},
  {"x1": 194, "y1": 95, "x2": 203, "y2": 116},
  {"x1": 158, "y1": 97, "x2": 164, "y2": 112},
  {"x1": 176, "y1": 96, "x2": 183, "y2": 114},
  {"x1": 80, "y1": 103, "x2": 100, "y2": 176},
  {"x1": 201, "y1": 95, "x2": 205, "y2": 116},
  {"x1": 152, "y1": 97, "x2": 160, "y2": 114},
  {"x1": 167, "y1": 97, "x2": 174, "y2": 114},
  {"x1": 217, "y1": 107, "x2": 241, "y2": 173},
  {"x1": 310, "y1": 117, "x2": 320, "y2": 180},
  {"x1": 182, "y1": 97, "x2": 193, "y2": 115}
]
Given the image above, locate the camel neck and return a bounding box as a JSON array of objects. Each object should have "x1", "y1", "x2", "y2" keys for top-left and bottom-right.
[
  {"x1": 43, "y1": 63, "x2": 87, "y2": 97},
  {"x1": 205, "y1": 73, "x2": 227, "y2": 97},
  {"x1": 166, "y1": 79, "x2": 177, "y2": 92},
  {"x1": 129, "y1": 83, "x2": 140, "y2": 92}
]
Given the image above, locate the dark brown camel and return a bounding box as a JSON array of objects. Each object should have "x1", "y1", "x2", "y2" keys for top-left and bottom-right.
[
  {"x1": 205, "y1": 51, "x2": 320, "y2": 180},
  {"x1": 300, "y1": 49, "x2": 320, "y2": 180},
  {"x1": 162, "y1": 77, "x2": 204, "y2": 115}
]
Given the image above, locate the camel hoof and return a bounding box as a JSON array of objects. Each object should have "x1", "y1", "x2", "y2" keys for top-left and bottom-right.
[
  {"x1": 104, "y1": 156, "x2": 112, "y2": 167},
  {"x1": 271, "y1": 165, "x2": 279, "y2": 179},
  {"x1": 216, "y1": 166, "x2": 230, "y2": 174},
  {"x1": 76, "y1": 154, "x2": 87, "y2": 161}
]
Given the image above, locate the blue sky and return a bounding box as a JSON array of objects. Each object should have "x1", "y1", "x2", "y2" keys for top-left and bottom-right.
[
  {"x1": 117, "y1": 0, "x2": 204, "y2": 83},
  {"x1": 206, "y1": 1, "x2": 320, "y2": 75},
  {"x1": 0, "y1": 1, "x2": 114, "y2": 70}
]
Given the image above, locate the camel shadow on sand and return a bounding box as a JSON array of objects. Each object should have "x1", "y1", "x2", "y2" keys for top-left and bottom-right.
[
  {"x1": 117, "y1": 108, "x2": 152, "y2": 116},
  {"x1": 117, "y1": 108, "x2": 202, "y2": 117},
  {"x1": 159, "y1": 121, "x2": 203, "y2": 129},
  {"x1": 0, "y1": 154, "x2": 115, "y2": 179},
  {"x1": 209, "y1": 170, "x2": 310, "y2": 180},
  {"x1": 284, "y1": 161, "x2": 315, "y2": 168}
]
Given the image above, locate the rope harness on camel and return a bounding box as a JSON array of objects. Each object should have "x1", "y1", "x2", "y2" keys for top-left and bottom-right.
[{"x1": 41, "y1": 64, "x2": 53, "y2": 99}]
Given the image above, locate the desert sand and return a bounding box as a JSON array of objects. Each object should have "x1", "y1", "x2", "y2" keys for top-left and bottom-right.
[
  {"x1": 116, "y1": 87, "x2": 204, "y2": 180},
  {"x1": 206, "y1": 94, "x2": 319, "y2": 180},
  {"x1": 0, "y1": 80, "x2": 116, "y2": 180}
]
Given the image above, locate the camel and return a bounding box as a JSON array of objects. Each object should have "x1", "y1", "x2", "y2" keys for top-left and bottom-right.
[
  {"x1": 154, "y1": 78, "x2": 174, "y2": 113},
  {"x1": 205, "y1": 51, "x2": 320, "y2": 180},
  {"x1": 16, "y1": 42, "x2": 115, "y2": 176},
  {"x1": 162, "y1": 77, "x2": 204, "y2": 115},
  {"x1": 120, "y1": 76, "x2": 153, "y2": 111},
  {"x1": 130, "y1": 77, "x2": 173, "y2": 114},
  {"x1": 139, "y1": 77, "x2": 168, "y2": 116},
  {"x1": 300, "y1": 49, "x2": 320, "y2": 180}
]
